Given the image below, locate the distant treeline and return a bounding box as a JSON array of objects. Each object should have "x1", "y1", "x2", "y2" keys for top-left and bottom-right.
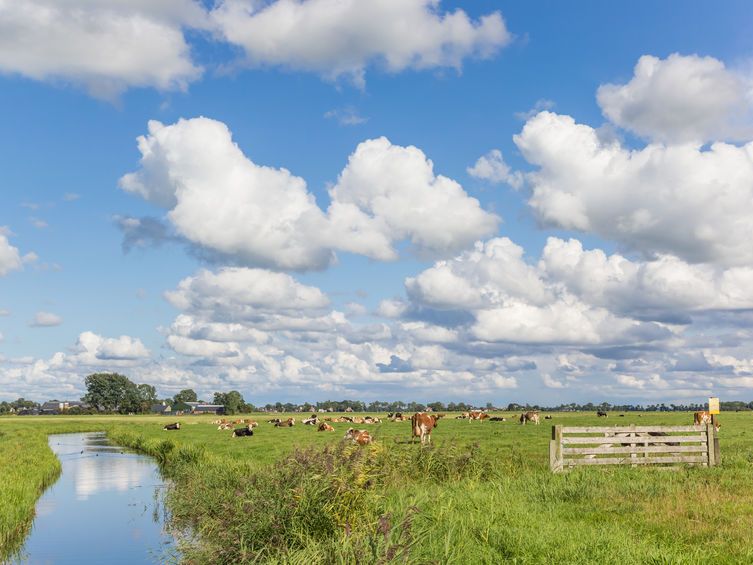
[{"x1": 2, "y1": 373, "x2": 751, "y2": 415}]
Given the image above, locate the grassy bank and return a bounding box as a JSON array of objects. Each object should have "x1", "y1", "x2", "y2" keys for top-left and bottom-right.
[{"x1": 3, "y1": 412, "x2": 753, "y2": 563}]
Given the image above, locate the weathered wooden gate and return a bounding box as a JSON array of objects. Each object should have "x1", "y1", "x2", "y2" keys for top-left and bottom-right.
[{"x1": 549, "y1": 424, "x2": 719, "y2": 472}]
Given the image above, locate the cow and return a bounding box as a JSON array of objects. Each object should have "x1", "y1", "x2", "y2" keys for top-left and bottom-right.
[
  {"x1": 693, "y1": 411, "x2": 721, "y2": 431},
  {"x1": 302, "y1": 415, "x2": 319, "y2": 425},
  {"x1": 597, "y1": 411, "x2": 608, "y2": 418},
  {"x1": 318, "y1": 422, "x2": 335, "y2": 432},
  {"x1": 217, "y1": 422, "x2": 233, "y2": 430},
  {"x1": 163, "y1": 422, "x2": 180, "y2": 431},
  {"x1": 519, "y1": 411, "x2": 540, "y2": 425},
  {"x1": 389, "y1": 412, "x2": 405, "y2": 422},
  {"x1": 275, "y1": 418, "x2": 296, "y2": 427},
  {"x1": 468, "y1": 411, "x2": 489, "y2": 422},
  {"x1": 268, "y1": 418, "x2": 282, "y2": 424},
  {"x1": 411, "y1": 412, "x2": 439, "y2": 445},
  {"x1": 232, "y1": 425, "x2": 254, "y2": 438},
  {"x1": 544, "y1": 415, "x2": 553, "y2": 420},
  {"x1": 344, "y1": 428, "x2": 372, "y2": 445},
  {"x1": 489, "y1": 416, "x2": 506, "y2": 422}
]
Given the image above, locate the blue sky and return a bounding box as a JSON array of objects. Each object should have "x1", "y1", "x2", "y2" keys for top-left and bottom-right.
[{"x1": 2, "y1": 0, "x2": 753, "y2": 405}]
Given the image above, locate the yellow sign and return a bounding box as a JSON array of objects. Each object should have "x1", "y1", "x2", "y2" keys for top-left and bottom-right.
[{"x1": 708, "y1": 397, "x2": 720, "y2": 415}]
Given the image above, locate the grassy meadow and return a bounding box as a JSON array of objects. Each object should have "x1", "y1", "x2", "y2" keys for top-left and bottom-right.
[{"x1": 2, "y1": 411, "x2": 753, "y2": 563}]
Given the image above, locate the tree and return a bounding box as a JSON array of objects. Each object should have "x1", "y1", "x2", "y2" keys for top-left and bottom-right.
[
  {"x1": 173, "y1": 389, "x2": 197, "y2": 404},
  {"x1": 137, "y1": 384, "x2": 157, "y2": 412},
  {"x1": 213, "y1": 390, "x2": 245, "y2": 415},
  {"x1": 82, "y1": 373, "x2": 136, "y2": 412}
]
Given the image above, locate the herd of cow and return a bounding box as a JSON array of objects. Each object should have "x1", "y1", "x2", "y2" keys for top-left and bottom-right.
[{"x1": 161, "y1": 409, "x2": 721, "y2": 445}]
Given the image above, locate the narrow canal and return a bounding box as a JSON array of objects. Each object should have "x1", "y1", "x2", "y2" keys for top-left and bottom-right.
[{"x1": 12, "y1": 433, "x2": 179, "y2": 564}]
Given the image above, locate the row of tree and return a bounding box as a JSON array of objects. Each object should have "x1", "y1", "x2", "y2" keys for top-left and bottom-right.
[{"x1": 4, "y1": 374, "x2": 753, "y2": 414}]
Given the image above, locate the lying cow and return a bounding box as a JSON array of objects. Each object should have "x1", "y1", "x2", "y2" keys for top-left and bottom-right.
[
  {"x1": 489, "y1": 416, "x2": 507, "y2": 422},
  {"x1": 268, "y1": 418, "x2": 282, "y2": 424},
  {"x1": 389, "y1": 412, "x2": 405, "y2": 422},
  {"x1": 318, "y1": 422, "x2": 335, "y2": 432},
  {"x1": 694, "y1": 411, "x2": 721, "y2": 431},
  {"x1": 363, "y1": 416, "x2": 380, "y2": 424},
  {"x1": 544, "y1": 415, "x2": 553, "y2": 420},
  {"x1": 275, "y1": 418, "x2": 296, "y2": 427},
  {"x1": 344, "y1": 428, "x2": 372, "y2": 445},
  {"x1": 411, "y1": 412, "x2": 439, "y2": 445},
  {"x1": 232, "y1": 425, "x2": 254, "y2": 438},
  {"x1": 163, "y1": 422, "x2": 180, "y2": 431},
  {"x1": 519, "y1": 411, "x2": 540, "y2": 425},
  {"x1": 217, "y1": 422, "x2": 233, "y2": 430},
  {"x1": 302, "y1": 415, "x2": 319, "y2": 425},
  {"x1": 597, "y1": 411, "x2": 608, "y2": 418}
]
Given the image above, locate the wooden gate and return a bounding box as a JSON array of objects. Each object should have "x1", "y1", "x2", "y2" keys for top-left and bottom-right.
[{"x1": 549, "y1": 425, "x2": 719, "y2": 472}]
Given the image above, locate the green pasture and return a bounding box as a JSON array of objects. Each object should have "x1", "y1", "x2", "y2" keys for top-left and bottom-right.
[{"x1": 2, "y1": 411, "x2": 753, "y2": 563}]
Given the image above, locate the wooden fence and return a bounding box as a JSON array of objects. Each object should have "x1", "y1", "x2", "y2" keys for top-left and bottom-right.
[{"x1": 549, "y1": 425, "x2": 719, "y2": 472}]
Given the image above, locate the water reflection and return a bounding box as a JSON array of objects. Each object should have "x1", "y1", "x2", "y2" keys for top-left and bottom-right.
[{"x1": 13, "y1": 433, "x2": 179, "y2": 565}]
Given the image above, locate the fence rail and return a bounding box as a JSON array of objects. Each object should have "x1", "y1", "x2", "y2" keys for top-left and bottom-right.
[{"x1": 549, "y1": 424, "x2": 719, "y2": 472}]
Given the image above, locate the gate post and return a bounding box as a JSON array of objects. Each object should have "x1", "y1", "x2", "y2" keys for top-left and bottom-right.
[
  {"x1": 706, "y1": 423, "x2": 716, "y2": 467},
  {"x1": 550, "y1": 425, "x2": 562, "y2": 472}
]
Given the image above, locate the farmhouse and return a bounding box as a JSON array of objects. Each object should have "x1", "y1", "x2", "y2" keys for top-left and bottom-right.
[
  {"x1": 40, "y1": 400, "x2": 86, "y2": 415},
  {"x1": 186, "y1": 402, "x2": 225, "y2": 415}
]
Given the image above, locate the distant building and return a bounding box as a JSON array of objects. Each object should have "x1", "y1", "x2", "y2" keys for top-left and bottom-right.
[
  {"x1": 150, "y1": 402, "x2": 172, "y2": 415},
  {"x1": 191, "y1": 403, "x2": 225, "y2": 415},
  {"x1": 40, "y1": 400, "x2": 86, "y2": 415}
]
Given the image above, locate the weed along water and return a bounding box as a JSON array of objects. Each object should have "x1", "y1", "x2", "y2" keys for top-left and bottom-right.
[{"x1": 10, "y1": 432, "x2": 179, "y2": 564}]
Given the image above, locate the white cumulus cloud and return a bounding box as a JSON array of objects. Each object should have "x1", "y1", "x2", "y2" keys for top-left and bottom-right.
[
  {"x1": 210, "y1": 0, "x2": 510, "y2": 86},
  {"x1": 516, "y1": 111, "x2": 753, "y2": 266},
  {"x1": 597, "y1": 53, "x2": 753, "y2": 144},
  {"x1": 30, "y1": 311, "x2": 63, "y2": 327},
  {"x1": 121, "y1": 117, "x2": 498, "y2": 270},
  {"x1": 0, "y1": 0, "x2": 204, "y2": 99}
]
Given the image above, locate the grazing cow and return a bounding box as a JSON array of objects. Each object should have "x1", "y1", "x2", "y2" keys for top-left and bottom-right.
[
  {"x1": 468, "y1": 411, "x2": 489, "y2": 422},
  {"x1": 544, "y1": 415, "x2": 553, "y2": 420},
  {"x1": 275, "y1": 418, "x2": 296, "y2": 427},
  {"x1": 318, "y1": 422, "x2": 335, "y2": 432},
  {"x1": 232, "y1": 425, "x2": 254, "y2": 438},
  {"x1": 489, "y1": 416, "x2": 506, "y2": 422},
  {"x1": 693, "y1": 411, "x2": 721, "y2": 431},
  {"x1": 344, "y1": 428, "x2": 372, "y2": 445},
  {"x1": 411, "y1": 412, "x2": 439, "y2": 445},
  {"x1": 302, "y1": 415, "x2": 319, "y2": 425},
  {"x1": 519, "y1": 411, "x2": 540, "y2": 425},
  {"x1": 597, "y1": 411, "x2": 608, "y2": 418},
  {"x1": 163, "y1": 422, "x2": 180, "y2": 431}
]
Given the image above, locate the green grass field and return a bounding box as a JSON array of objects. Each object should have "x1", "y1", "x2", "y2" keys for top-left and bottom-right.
[{"x1": 2, "y1": 411, "x2": 753, "y2": 563}]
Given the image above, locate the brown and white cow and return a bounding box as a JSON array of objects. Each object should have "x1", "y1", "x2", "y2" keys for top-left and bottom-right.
[
  {"x1": 302, "y1": 414, "x2": 319, "y2": 425},
  {"x1": 275, "y1": 417, "x2": 296, "y2": 427},
  {"x1": 468, "y1": 410, "x2": 489, "y2": 422},
  {"x1": 411, "y1": 412, "x2": 439, "y2": 445},
  {"x1": 519, "y1": 411, "x2": 540, "y2": 425},
  {"x1": 694, "y1": 411, "x2": 721, "y2": 431},
  {"x1": 344, "y1": 428, "x2": 372, "y2": 445},
  {"x1": 318, "y1": 422, "x2": 335, "y2": 432}
]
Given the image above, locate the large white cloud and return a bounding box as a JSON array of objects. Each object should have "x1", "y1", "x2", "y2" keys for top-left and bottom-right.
[
  {"x1": 165, "y1": 267, "x2": 330, "y2": 317},
  {"x1": 541, "y1": 237, "x2": 753, "y2": 319},
  {"x1": 121, "y1": 117, "x2": 498, "y2": 270},
  {"x1": 0, "y1": 0, "x2": 204, "y2": 98},
  {"x1": 406, "y1": 237, "x2": 668, "y2": 346},
  {"x1": 211, "y1": 0, "x2": 510, "y2": 86},
  {"x1": 515, "y1": 111, "x2": 753, "y2": 266},
  {"x1": 597, "y1": 54, "x2": 753, "y2": 144}
]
